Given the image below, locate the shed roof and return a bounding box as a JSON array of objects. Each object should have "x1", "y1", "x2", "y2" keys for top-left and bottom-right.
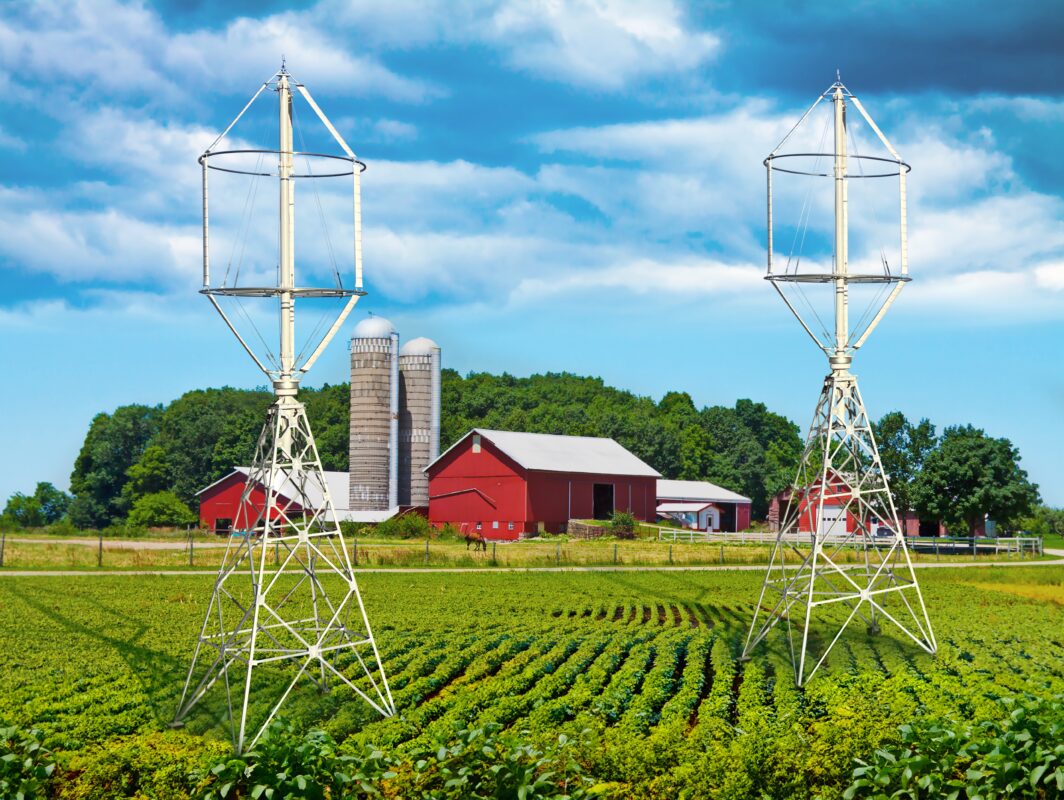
[
  {"x1": 657, "y1": 501, "x2": 715, "y2": 513},
  {"x1": 197, "y1": 467, "x2": 398, "y2": 521},
  {"x1": 657, "y1": 479, "x2": 751, "y2": 504},
  {"x1": 427, "y1": 429, "x2": 661, "y2": 478}
]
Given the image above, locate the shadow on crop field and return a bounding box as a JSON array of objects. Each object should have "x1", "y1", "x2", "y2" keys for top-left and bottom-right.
[{"x1": 14, "y1": 586, "x2": 205, "y2": 730}]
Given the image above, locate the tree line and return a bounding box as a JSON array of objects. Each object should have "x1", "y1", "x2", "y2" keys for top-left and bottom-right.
[{"x1": 1, "y1": 370, "x2": 1047, "y2": 534}]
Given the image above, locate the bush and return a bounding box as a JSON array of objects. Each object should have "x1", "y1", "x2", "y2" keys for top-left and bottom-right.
[
  {"x1": 0, "y1": 723, "x2": 55, "y2": 800},
  {"x1": 192, "y1": 721, "x2": 600, "y2": 800},
  {"x1": 843, "y1": 693, "x2": 1064, "y2": 800},
  {"x1": 371, "y1": 513, "x2": 434, "y2": 539},
  {"x1": 608, "y1": 511, "x2": 637, "y2": 538},
  {"x1": 126, "y1": 491, "x2": 197, "y2": 529},
  {"x1": 58, "y1": 731, "x2": 225, "y2": 800},
  {"x1": 191, "y1": 720, "x2": 394, "y2": 800}
]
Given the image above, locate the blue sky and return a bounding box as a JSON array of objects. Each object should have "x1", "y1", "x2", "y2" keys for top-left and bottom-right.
[{"x1": 2, "y1": 0, "x2": 1063, "y2": 506}]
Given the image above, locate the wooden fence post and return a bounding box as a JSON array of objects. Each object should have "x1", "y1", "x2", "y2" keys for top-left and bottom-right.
[
  {"x1": 97, "y1": 531, "x2": 103, "y2": 568},
  {"x1": 669, "y1": 544, "x2": 673, "y2": 565},
  {"x1": 492, "y1": 541, "x2": 497, "y2": 564},
  {"x1": 189, "y1": 529, "x2": 194, "y2": 567},
  {"x1": 425, "y1": 539, "x2": 430, "y2": 564},
  {"x1": 0, "y1": 529, "x2": 5, "y2": 567}
]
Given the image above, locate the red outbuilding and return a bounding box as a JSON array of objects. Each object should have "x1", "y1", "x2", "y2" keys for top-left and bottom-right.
[
  {"x1": 767, "y1": 472, "x2": 949, "y2": 536},
  {"x1": 197, "y1": 467, "x2": 394, "y2": 533},
  {"x1": 426, "y1": 429, "x2": 661, "y2": 539}
]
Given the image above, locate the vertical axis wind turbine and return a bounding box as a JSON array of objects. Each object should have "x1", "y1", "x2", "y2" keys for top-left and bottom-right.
[
  {"x1": 173, "y1": 66, "x2": 395, "y2": 752},
  {"x1": 742, "y1": 77, "x2": 936, "y2": 684}
]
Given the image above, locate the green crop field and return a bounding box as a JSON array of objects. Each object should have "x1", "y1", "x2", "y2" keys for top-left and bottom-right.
[{"x1": 1, "y1": 567, "x2": 1062, "y2": 799}]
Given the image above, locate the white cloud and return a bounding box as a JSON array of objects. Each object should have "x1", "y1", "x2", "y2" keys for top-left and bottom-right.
[
  {"x1": 487, "y1": 0, "x2": 718, "y2": 89},
  {"x1": 513, "y1": 257, "x2": 763, "y2": 301},
  {"x1": 1033, "y1": 262, "x2": 1064, "y2": 291},
  {"x1": 0, "y1": 187, "x2": 200, "y2": 285},
  {"x1": 0, "y1": 0, "x2": 436, "y2": 102},
  {"x1": 166, "y1": 14, "x2": 438, "y2": 102}
]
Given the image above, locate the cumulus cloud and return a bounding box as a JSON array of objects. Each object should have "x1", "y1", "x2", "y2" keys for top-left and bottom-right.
[
  {"x1": 0, "y1": 186, "x2": 200, "y2": 285},
  {"x1": 0, "y1": 0, "x2": 436, "y2": 102},
  {"x1": 487, "y1": 0, "x2": 718, "y2": 89}
]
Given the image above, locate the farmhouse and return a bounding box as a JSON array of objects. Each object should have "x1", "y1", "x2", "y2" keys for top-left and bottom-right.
[
  {"x1": 426, "y1": 429, "x2": 660, "y2": 539},
  {"x1": 656, "y1": 479, "x2": 752, "y2": 532},
  {"x1": 197, "y1": 467, "x2": 395, "y2": 534}
]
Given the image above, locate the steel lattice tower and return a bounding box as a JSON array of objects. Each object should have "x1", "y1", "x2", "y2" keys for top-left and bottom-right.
[
  {"x1": 742, "y1": 79, "x2": 936, "y2": 684},
  {"x1": 173, "y1": 67, "x2": 395, "y2": 751}
]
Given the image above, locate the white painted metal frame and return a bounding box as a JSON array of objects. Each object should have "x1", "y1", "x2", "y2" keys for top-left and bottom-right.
[
  {"x1": 175, "y1": 68, "x2": 394, "y2": 752},
  {"x1": 743, "y1": 80, "x2": 935, "y2": 685}
]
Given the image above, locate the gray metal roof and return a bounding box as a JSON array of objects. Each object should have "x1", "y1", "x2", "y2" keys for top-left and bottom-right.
[
  {"x1": 657, "y1": 501, "x2": 716, "y2": 513},
  {"x1": 427, "y1": 429, "x2": 661, "y2": 478},
  {"x1": 198, "y1": 467, "x2": 398, "y2": 521},
  {"x1": 657, "y1": 479, "x2": 751, "y2": 504}
]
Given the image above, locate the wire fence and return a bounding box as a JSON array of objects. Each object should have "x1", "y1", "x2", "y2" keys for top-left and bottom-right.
[
  {"x1": 652, "y1": 526, "x2": 1043, "y2": 556},
  {"x1": 0, "y1": 528, "x2": 1045, "y2": 571}
]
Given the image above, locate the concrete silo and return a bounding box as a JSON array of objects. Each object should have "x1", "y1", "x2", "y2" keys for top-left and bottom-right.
[
  {"x1": 398, "y1": 337, "x2": 441, "y2": 507},
  {"x1": 349, "y1": 316, "x2": 399, "y2": 510}
]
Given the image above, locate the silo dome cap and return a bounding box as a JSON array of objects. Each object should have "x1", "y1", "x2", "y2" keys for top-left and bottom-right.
[
  {"x1": 352, "y1": 316, "x2": 397, "y2": 339},
  {"x1": 400, "y1": 336, "x2": 441, "y2": 356}
]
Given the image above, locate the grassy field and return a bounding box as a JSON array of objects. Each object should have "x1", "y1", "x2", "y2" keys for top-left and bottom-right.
[
  {"x1": 1, "y1": 566, "x2": 1062, "y2": 798},
  {"x1": 0, "y1": 533, "x2": 1036, "y2": 571}
]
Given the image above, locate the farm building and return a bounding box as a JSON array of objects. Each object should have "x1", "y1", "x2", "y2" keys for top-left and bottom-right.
[
  {"x1": 197, "y1": 467, "x2": 395, "y2": 534},
  {"x1": 426, "y1": 429, "x2": 660, "y2": 539},
  {"x1": 656, "y1": 479, "x2": 752, "y2": 532},
  {"x1": 767, "y1": 477, "x2": 950, "y2": 537}
]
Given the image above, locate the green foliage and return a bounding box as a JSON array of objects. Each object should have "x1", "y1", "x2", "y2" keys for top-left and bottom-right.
[
  {"x1": 126, "y1": 491, "x2": 197, "y2": 529},
  {"x1": 912, "y1": 425, "x2": 1040, "y2": 534},
  {"x1": 1, "y1": 569, "x2": 1063, "y2": 799},
  {"x1": 69, "y1": 405, "x2": 161, "y2": 527},
  {"x1": 0, "y1": 723, "x2": 55, "y2": 799},
  {"x1": 192, "y1": 720, "x2": 394, "y2": 800},
  {"x1": 441, "y1": 370, "x2": 801, "y2": 518},
  {"x1": 843, "y1": 693, "x2": 1064, "y2": 800},
  {"x1": 190, "y1": 720, "x2": 596, "y2": 800},
  {"x1": 2, "y1": 483, "x2": 71, "y2": 528},
  {"x1": 373, "y1": 513, "x2": 435, "y2": 539},
  {"x1": 1016, "y1": 505, "x2": 1064, "y2": 538},
  {"x1": 874, "y1": 412, "x2": 937, "y2": 516},
  {"x1": 151, "y1": 388, "x2": 272, "y2": 504},
  {"x1": 120, "y1": 446, "x2": 172, "y2": 507},
  {"x1": 59, "y1": 731, "x2": 227, "y2": 800},
  {"x1": 608, "y1": 511, "x2": 636, "y2": 537}
]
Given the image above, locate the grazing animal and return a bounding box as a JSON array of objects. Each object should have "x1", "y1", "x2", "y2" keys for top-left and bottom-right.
[{"x1": 463, "y1": 529, "x2": 488, "y2": 552}]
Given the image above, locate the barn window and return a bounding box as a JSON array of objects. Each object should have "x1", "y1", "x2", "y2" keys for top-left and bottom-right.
[
  {"x1": 508, "y1": 522, "x2": 515, "y2": 531},
  {"x1": 472, "y1": 434, "x2": 481, "y2": 453},
  {"x1": 476, "y1": 521, "x2": 482, "y2": 530},
  {"x1": 492, "y1": 521, "x2": 499, "y2": 529}
]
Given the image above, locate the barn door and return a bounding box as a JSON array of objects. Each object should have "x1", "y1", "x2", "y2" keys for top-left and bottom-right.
[{"x1": 592, "y1": 483, "x2": 614, "y2": 520}]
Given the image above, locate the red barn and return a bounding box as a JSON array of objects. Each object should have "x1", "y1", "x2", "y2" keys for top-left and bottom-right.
[
  {"x1": 426, "y1": 429, "x2": 660, "y2": 539},
  {"x1": 767, "y1": 472, "x2": 948, "y2": 536},
  {"x1": 197, "y1": 467, "x2": 393, "y2": 533}
]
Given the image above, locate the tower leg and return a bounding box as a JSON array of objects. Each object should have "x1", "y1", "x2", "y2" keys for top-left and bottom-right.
[
  {"x1": 742, "y1": 372, "x2": 935, "y2": 685},
  {"x1": 174, "y1": 397, "x2": 395, "y2": 751}
]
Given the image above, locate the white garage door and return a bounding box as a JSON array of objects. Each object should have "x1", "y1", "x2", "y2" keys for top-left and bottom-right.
[{"x1": 819, "y1": 505, "x2": 846, "y2": 537}]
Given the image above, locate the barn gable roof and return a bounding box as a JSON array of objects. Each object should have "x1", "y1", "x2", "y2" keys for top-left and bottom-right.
[
  {"x1": 196, "y1": 466, "x2": 397, "y2": 521},
  {"x1": 657, "y1": 479, "x2": 751, "y2": 504},
  {"x1": 427, "y1": 429, "x2": 661, "y2": 478}
]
